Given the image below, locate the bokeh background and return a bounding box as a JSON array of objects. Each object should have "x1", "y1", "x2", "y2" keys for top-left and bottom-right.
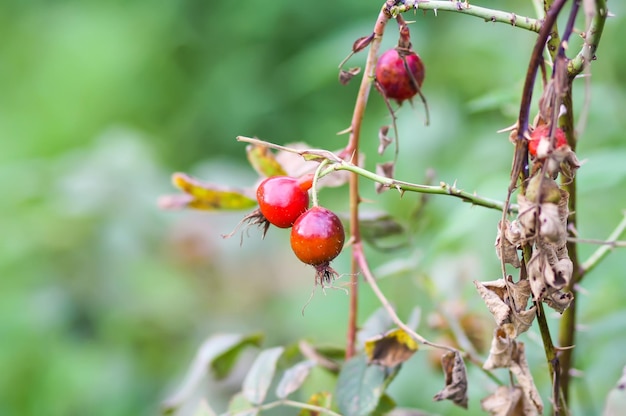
[{"x1": 2, "y1": 1, "x2": 626, "y2": 415}]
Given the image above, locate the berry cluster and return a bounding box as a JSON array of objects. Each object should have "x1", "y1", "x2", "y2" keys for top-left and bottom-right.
[{"x1": 255, "y1": 175, "x2": 345, "y2": 285}]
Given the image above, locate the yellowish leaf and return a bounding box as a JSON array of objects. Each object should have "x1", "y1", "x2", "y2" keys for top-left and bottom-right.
[
  {"x1": 169, "y1": 173, "x2": 256, "y2": 211},
  {"x1": 364, "y1": 328, "x2": 418, "y2": 368}
]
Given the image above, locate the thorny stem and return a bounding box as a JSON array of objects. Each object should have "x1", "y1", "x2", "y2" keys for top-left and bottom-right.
[
  {"x1": 236, "y1": 136, "x2": 517, "y2": 213},
  {"x1": 568, "y1": 0, "x2": 608, "y2": 77},
  {"x1": 342, "y1": 2, "x2": 391, "y2": 359},
  {"x1": 391, "y1": 1, "x2": 542, "y2": 33}
]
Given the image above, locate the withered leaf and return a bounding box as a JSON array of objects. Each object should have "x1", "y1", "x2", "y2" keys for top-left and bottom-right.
[
  {"x1": 483, "y1": 324, "x2": 516, "y2": 370},
  {"x1": 480, "y1": 385, "x2": 524, "y2": 416},
  {"x1": 378, "y1": 125, "x2": 393, "y2": 155},
  {"x1": 510, "y1": 306, "x2": 536, "y2": 337},
  {"x1": 353, "y1": 33, "x2": 375, "y2": 53},
  {"x1": 543, "y1": 290, "x2": 573, "y2": 313},
  {"x1": 495, "y1": 221, "x2": 521, "y2": 268},
  {"x1": 510, "y1": 342, "x2": 544, "y2": 414},
  {"x1": 364, "y1": 328, "x2": 418, "y2": 368},
  {"x1": 433, "y1": 351, "x2": 468, "y2": 409},
  {"x1": 339, "y1": 67, "x2": 362, "y2": 86},
  {"x1": 506, "y1": 277, "x2": 532, "y2": 313},
  {"x1": 165, "y1": 173, "x2": 257, "y2": 211},
  {"x1": 375, "y1": 162, "x2": 395, "y2": 194},
  {"x1": 474, "y1": 279, "x2": 510, "y2": 327}
]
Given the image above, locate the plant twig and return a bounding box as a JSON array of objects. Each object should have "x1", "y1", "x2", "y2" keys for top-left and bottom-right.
[
  {"x1": 324, "y1": 162, "x2": 515, "y2": 213},
  {"x1": 391, "y1": 1, "x2": 542, "y2": 33},
  {"x1": 580, "y1": 213, "x2": 626, "y2": 278},
  {"x1": 568, "y1": 0, "x2": 608, "y2": 77}
]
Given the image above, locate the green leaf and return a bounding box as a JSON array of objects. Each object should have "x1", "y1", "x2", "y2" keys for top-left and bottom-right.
[
  {"x1": 228, "y1": 392, "x2": 259, "y2": 416},
  {"x1": 335, "y1": 355, "x2": 388, "y2": 416},
  {"x1": 242, "y1": 346, "x2": 285, "y2": 405},
  {"x1": 246, "y1": 144, "x2": 288, "y2": 177},
  {"x1": 161, "y1": 333, "x2": 263, "y2": 414},
  {"x1": 371, "y1": 393, "x2": 396, "y2": 416},
  {"x1": 276, "y1": 360, "x2": 316, "y2": 399},
  {"x1": 163, "y1": 173, "x2": 257, "y2": 211},
  {"x1": 212, "y1": 333, "x2": 264, "y2": 380}
]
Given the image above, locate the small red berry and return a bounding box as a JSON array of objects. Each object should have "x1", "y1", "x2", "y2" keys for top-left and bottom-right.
[
  {"x1": 256, "y1": 175, "x2": 312, "y2": 228},
  {"x1": 375, "y1": 48, "x2": 425, "y2": 104},
  {"x1": 528, "y1": 125, "x2": 567, "y2": 158},
  {"x1": 291, "y1": 207, "x2": 345, "y2": 284}
]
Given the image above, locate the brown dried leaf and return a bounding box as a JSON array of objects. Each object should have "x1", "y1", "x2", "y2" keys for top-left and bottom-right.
[
  {"x1": 481, "y1": 385, "x2": 525, "y2": 416},
  {"x1": 364, "y1": 328, "x2": 418, "y2": 368},
  {"x1": 353, "y1": 33, "x2": 375, "y2": 53},
  {"x1": 511, "y1": 306, "x2": 536, "y2": 337},
  {"x1": 543, "y1": 290, "x2": 573, "y2": 313},
  {"x1": 433, "y1": 351, "x2": 468, "y2": 409},
  {"x1": 495, "y1": 221, "x2": 521, "y2": 268},
  {"x1": 375, "y1": 162, "x2": 395, "y2": 194},
  {"x1": 483, "y1": 324, "x2": 516, "y2": 370},
  {"x1": 339, "y1": 67, "x2": 361, "y2": 86},
  {"x1": 474, "y1": 279, "x2": 510, "y2": 327},
  {"x1": 378, "y1": 125, "x2": 393, "y2": 155},
  {"x1": 527, "y1": 250, "x2": 550, "y2": 301},
  {"x1": 510, "y1": 342, "x2": 544, "y2": 414}
]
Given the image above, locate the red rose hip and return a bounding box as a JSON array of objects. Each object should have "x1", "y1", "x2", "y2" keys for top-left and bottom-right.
[
  {"x1": 256, "y1": 175, "x2": 312, "y2": 228},
  {"x1": 375, "y1": 48, "x2": 425, "y2": 104},
  {"x1": 290, "y1": 206, "x2": 345, "y2": 267}
]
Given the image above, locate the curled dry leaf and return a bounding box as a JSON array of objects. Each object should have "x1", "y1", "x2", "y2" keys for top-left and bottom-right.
[
  {"x1": 364, "y1": 328, "x2": 418, "y2": 368},
  {"x1": 378, "y1": 125, "x2": 393, "y2": 155},
  {"x1": 543, "y1": 290, "x2": 573, "y2": 313},
  {"x1": 474, "y1": 278, "x2": 534, "y2": 337},
  {"x1": 495, "y1": 221, "x2": 522, "y2": 268},
  {"x1": 509, "y1": 342, "x2": 544, "y2": 414},
  {"x1": 375, "y1": 162, "x2": 396, "y2": 194},
  {"x1": 339, "y1": 67, "x2": 362, "y2": 86},
  {"x1": 483, "y1": 324, "x2": 516, "y2": 370},
  {"x1": 433, "y1": 351, "x2": 468, "y2": 409},
  {"x1": 483, "y1": 328, "x2": 543, "y2": 414},
  {"x1": 480, "y1": 385, "x2": 524, "y2": 416}
]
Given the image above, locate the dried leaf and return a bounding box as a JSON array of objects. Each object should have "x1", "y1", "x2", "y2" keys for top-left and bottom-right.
[
  {"x1": 375, "y1": 162, "x2": 395, "y2": 194},
  {"x1": 543, "y1": 290, "x2": 573, "y2": 313},
  {"x1": 378, "y1": 125, "x2": 393, "y2": 155},
  {"x1": 510, "y1": 342, "x2": 543, "y2": 413},
  {"x1": 339, "y1": 67, "x2": 362, "y2": 85},
  {"x1": 495, "y1": 221, "x2": 521, "y2": 268},
  {"x1": 433, "y1": 351, "x2": 468, "y2": 409},
  {"x1": 510, "y1": 306, "x2": 536, "y2": 337},
  {"x1": 246, "y1": 144, "x2": 288, "y2": 178},
  {"x1": 483, "y1": 324, "x2": 516, "y2": 370},
  {"x1": 474, "y1": 279, "x2": 510, "y2": 327},
  {"x1": 353, "y1": 33, "x2": 375, "y2": 53},
  {"x1": 527, "y1": 250, "x2": 550, "y2": 301},
  {"x1": 506, "y1": 277, "x2": 532, "y2": 313},
  {"x1": 364, "y1": 328, "x2": 418, "y2": 368},
  {"x1": 538, "y1": 202, "x2": 566, "y2": 245},
  {"x1": 481, "y1": 385, "x2": 524, "y2": 416},
  {"x1": 168, "y1": 173, "x2": 257, "y2": 211}
]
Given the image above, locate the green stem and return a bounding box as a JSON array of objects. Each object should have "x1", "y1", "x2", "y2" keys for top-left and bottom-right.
[
  {"x1": 568, "y1": 0, "x2": 608, "y2": 77},
  {"x1": 311, "y1": 159, "x2": 329, "y2": 207},
  {"x1": 322, "y1": 163, "x2": 516, "y2": 213},
  {"x1": 580, "y1": 213, "x2": 626, "y2": 278},
  {"x1": 391, "y1": 1, "x2": 541, "y2": 33}
]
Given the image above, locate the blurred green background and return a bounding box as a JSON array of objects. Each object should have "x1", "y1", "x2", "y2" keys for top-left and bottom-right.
[{"x1": 2, "y1": 1, "x2": 626, "y2": 415}]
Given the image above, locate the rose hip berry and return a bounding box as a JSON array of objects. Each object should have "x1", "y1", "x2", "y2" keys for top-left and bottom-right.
[
  {"x1": 256, "y1": 175, "x2": 312, "y2": 228},
  {"x1": 528, "y1": 124, "x2": 568, "y2": 159},
  {"x1": 290, "y1": 206, "x2": 345, "y2": 285},
  {"x1": 375, "y1": 48, "x2": 425, "y2": 104}
]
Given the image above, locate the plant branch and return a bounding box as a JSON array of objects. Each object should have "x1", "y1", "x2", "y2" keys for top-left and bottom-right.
[
  {"x1": 568, "y1": 0, "x2": 608, "y2": 77},
  {"x1": 324, "y1": 162, "x2": 516, "y2": 213},
  {"x1": 391, "y1": 1, "x2": 541, "y2": 33},
  {"x1": 580, "y1": 213, "x2": 626, "y2": 278}
]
